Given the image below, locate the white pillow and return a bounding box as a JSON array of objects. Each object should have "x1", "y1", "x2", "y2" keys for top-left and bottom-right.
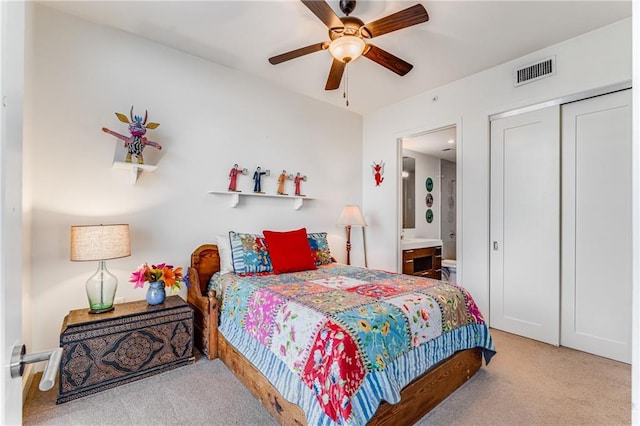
[{"x1": 216, "y1": 235, "x2": 234, "y2": 275}]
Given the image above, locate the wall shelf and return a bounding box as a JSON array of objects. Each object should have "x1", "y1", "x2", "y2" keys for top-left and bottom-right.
[
  {"x1": 113, "y1": 161, "x2": 157, "y2": 184},
  {"x1": 208, "y1": 190, "x2": 312, "y2": 210}
]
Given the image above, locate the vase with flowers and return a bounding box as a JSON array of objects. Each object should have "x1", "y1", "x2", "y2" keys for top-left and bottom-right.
[{"x1": 129, "y1": 263, "x2": 188, "y2": 306}]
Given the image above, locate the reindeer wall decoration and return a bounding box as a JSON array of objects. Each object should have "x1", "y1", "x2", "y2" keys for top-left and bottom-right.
[{"x1": 102, "y1": 106, "x2": 162, "y2": 165}]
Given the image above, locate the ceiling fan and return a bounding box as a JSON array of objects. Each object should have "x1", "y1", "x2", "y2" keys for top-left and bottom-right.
[{"x1": 268, "y1": 0, "x2": 429, "y2": 91}]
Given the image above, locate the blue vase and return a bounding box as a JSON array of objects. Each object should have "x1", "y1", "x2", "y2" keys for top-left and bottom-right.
[{"x1": 146, "y1": 282, "x2": 166, "y2": 305}]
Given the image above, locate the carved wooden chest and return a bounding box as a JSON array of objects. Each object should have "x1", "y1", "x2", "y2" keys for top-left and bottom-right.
[{"x1": 57, "y1": 296, "x2": 194, "y2": 403}]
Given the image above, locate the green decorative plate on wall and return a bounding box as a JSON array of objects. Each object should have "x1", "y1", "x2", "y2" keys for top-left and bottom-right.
[
  {"x1": 425, "y1": 177, "x2": 434, "y2": 192},
  {"x1": 426, "y1": 209, "x2": 434, "y2": 223}
]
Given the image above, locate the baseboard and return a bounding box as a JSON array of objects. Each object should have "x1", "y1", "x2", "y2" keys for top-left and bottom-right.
[{"x1": 22, "y1": 364, "x2": 35, "y2": 404}]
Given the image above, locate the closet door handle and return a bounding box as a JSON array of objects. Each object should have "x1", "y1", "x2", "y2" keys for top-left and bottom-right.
[{"x1": 493, "y1": 241, "x2": 499, "y2": 251}]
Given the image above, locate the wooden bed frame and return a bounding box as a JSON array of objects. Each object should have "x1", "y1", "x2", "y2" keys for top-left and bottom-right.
[{"x1": 187, "y1": 244, "x2": 482, "y2": 425}]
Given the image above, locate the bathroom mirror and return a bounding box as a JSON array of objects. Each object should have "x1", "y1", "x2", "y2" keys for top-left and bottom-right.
[{"x1": 402, "y1": 156, "x2": 415, "y2": 229}]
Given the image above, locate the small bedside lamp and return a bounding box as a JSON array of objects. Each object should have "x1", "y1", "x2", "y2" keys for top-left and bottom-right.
[
  {"x1": 337, "y1": 205, "x2": 367, "y2": 266},
  {"x1": 70, "y1": 224, "x2": 131, "y2": 314}
]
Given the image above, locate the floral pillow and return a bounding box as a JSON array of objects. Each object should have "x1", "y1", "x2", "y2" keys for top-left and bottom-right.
[
  {"x1": 229, "y1": 231, "x2": 273, "y2": 274},
  {"x1": 307, "y1": 232, "x2": 332, "y2": 265}
]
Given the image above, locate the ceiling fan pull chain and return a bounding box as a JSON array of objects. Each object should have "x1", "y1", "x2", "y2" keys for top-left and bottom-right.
[{"x1": 344, "y1": 62, "x2": 350, "y2": 107}]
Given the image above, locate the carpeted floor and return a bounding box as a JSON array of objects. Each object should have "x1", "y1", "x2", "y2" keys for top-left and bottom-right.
[{"x1": 24, "y1": 329, "x2": 630, "y2": 425}]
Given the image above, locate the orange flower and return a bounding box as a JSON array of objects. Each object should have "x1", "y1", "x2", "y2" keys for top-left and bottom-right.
[
  {"x1": 161, "y1": 266, "x2": 181, "y2": 288},
  {"x1": 381, "y1": 322, "x2": 390, "y2": 336},
  {"x1": 375, "y1": 354, "x2": 386, "y2": 369}
]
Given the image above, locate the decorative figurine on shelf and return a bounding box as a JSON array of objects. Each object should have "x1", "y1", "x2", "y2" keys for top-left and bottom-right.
[
  {"x1": 276, "y1": 170, "x2": 292, "y2": 195},
  {"x1": 252, "y1": 167, "x2": 270, "y2": 193},
  {"x1": 102, "y1": 106, "x2": 162, "y2": 165},
  {"x1": 372, "y1": 161, "x2": 385, "y2": 186},
  {"x1": 228, "y1": 164, "x2": 247, "y2": 192},
  {"x1": 294, "y1": 172, "x2": 307, "y2": 196}
]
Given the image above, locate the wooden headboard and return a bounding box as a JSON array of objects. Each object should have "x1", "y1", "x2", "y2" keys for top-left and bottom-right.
[{"x1": 189, "y1": 244, "x2": 221, "y2": 295}]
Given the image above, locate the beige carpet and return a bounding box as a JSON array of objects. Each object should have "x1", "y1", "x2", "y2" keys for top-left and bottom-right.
[
  {"x1": 24, "y1": 329, "x2": 630, "y2": 425},
  {"x1": 416, "y1": 330, "x2": 630, "y2": 426}
]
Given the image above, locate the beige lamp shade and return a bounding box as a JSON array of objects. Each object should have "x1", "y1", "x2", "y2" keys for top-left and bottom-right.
[
  {"x1": 70, "y1": 224, "x2": 131, "y2": 261},
  {"x1": 337, "y1": 205, "x2": 367, "y2": 227}
]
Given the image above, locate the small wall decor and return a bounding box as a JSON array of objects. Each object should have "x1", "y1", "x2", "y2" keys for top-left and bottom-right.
[
  {"x1": 228, "y1": 164, "x2": 248, "y2": 192},
  {"x1": 252, "y1": 167, "x2": 270, "y2": 193},
  {"x1": 277, "y1": 170, "x2": 291, "y2": 195},
  {"x1": 426, "y1": 209, "x2": 434, "y2": 223},
  {"x1": 102, "y1": 106, "x2": 161, "y2": 165},
  {"x1": 372, "y1": 161, "x2": 385, "y2": 186},
  {"x1": 425, "y1": 177, "x2": 434, "y2": 192},
  {"x1": 294, "y1": 172, "x2": 307, "y2": 196},
  {"x1": 210, "y1": 168, "x2": 310, "y2": 209},
  {"x1": 426, "y1": 193, "x2": 434, "y2": 207}
]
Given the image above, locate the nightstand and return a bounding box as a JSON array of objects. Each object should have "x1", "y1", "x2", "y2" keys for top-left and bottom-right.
[{"x1": 57, "y1": 295, "x2": 194, "y2": 403}]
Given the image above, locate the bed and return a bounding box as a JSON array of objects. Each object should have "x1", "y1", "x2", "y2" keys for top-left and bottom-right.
[{"x1": 187, "y1": 240, "x2": 495, "y2": 425}]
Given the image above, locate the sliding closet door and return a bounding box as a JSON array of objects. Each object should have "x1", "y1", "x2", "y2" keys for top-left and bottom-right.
[
  {"x1": 561, "y1": 89, "x2": 632, "y2": 363},
  {"x1": 490, "y1": 106, "x2": 560, "y2": 345}
]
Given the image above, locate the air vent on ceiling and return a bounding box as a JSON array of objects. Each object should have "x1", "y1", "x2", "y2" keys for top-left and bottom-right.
[{"x1": 514, "y1": 56, "x2": 556, "y2": 87}]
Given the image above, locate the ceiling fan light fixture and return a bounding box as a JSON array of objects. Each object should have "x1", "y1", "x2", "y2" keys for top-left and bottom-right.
[{"x1": 328, "y1": 35, "x2": 365, "y2": 63}]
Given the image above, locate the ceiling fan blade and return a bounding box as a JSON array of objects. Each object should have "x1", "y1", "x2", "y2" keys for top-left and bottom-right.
[
  {"x1": 301, "y1": 0, "x2": 344, "y2": 30},
  {"x1": 325, "y1": 59, "x2": 345, "y2": 90},
  {"x1": 361, "y1": 4, "x2": 429, "y2": 39},
  {"x1": 269, "y1": 42, "x2": 328, "y2": 65},
  {"x1": 363, "y1": 44, "x2": 413, "y2": 76}
]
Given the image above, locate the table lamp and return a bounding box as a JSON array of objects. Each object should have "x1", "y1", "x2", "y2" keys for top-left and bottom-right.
[
  {"x1": 337, "y1": 205, "x2": 367, "y2": 266},
  {"x1": 70, "y1": 224, "x2": 131, "y2": 314}
]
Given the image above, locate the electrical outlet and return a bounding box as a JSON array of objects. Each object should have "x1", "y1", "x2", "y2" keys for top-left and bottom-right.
[{"x1": 114, "y1": 297, "x2": 125, "y2": 304}]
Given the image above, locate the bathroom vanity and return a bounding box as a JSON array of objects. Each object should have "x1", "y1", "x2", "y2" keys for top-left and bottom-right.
[{"x1": 401, "y1": 239, "x2": 442, "y2": 279}]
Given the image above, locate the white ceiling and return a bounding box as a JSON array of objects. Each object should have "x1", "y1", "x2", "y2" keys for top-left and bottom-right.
[
  {"x1": 403, "y1": 126, "x2": 457, "y2": 162},
  {"x1": 40, "y1": 0, "x2": 631, "y2": 115}
]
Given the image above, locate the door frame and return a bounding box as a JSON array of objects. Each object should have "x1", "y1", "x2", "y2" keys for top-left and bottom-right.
[
  {"x1": 1, "y1": 1, "x2": 26, "y2": 424},
  {"x1": 489, "y1": 82, "x2": 631, "y2": 121},
  {"x1": 395, "y1": 118, "x2": 462, "y2": 278}
]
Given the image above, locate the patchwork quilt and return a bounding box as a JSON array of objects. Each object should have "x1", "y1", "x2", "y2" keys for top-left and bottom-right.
[{"x1": 210, "y1": 264, "x2": 495, "y2": 425}]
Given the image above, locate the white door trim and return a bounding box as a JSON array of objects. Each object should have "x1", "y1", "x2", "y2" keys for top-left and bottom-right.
[{"x1": 489, "y1": 81, "x2": 631, "y2": 121}]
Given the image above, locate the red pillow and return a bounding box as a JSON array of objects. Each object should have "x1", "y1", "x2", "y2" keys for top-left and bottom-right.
[{"x1": 263, "y1": 228, "x2": 317, "y2": 274}]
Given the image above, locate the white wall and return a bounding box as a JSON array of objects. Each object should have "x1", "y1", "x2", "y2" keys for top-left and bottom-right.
[
  {"x1": 363, "y1": 18, "x2": 632, "y2": 317},
  {"x1": 24, "y1": 5, "x2": 363, "y2": 354}
]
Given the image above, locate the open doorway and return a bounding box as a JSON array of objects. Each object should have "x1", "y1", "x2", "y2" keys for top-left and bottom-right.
[{"x1": 400, "y1": 124, "x2": 458, "y2": 283}]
